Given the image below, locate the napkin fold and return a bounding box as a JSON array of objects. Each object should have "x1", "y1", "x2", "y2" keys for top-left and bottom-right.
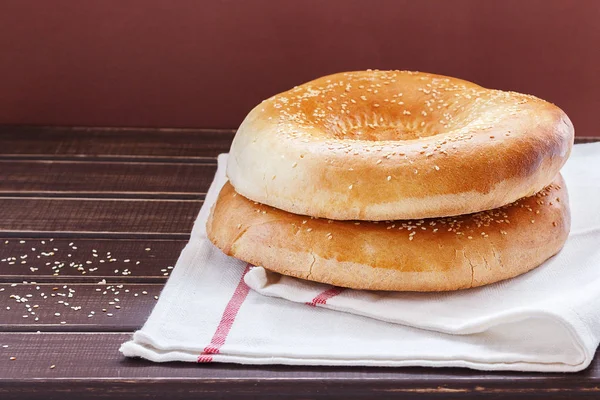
[{"x1": 121, "y1": 143, "x2": 600, "y2": 372}]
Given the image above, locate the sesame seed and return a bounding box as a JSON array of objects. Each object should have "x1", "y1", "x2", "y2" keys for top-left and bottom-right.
[
  {"x1": 50, "y1": 365, "x2": 56, "y2": 369},
  {"x1": 10, "y1": 357, "x2": 16, "y2": 361},
  {"x1": 387, "y1": 176, "x2": 392, "y2": 181},
  {"x1": 348, "y1": 184, "x2": 353, "y2": 190}
]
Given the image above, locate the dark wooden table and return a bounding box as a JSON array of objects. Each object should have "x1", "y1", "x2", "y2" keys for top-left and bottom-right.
[{"x1": 0, "y1": 126, "x2": 598, "y2": 399}]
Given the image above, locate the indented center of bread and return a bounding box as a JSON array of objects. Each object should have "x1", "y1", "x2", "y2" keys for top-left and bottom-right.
[{"x1": 326, "y1": 113, "x2": 446, "y2": 141}]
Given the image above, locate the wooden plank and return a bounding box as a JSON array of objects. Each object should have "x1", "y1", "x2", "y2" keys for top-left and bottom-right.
[
  {"x1": 0, "y1": 238, "x2": 185, "y2": 283},
  {"x1": 0, "y1": 198, "x2": 200, "y2": 237},
  {"x1": 0, "y1": 160, "x2": 215, "y2": 198},
  {"x1": 0, "y1": 333, "x2": 598, "y2": 399},
  {"x1": 0, "y1": 283, "x2": 162, "y2": 332},
  {"x1": 576, "y1": 137, "x2": 600, "y2": 144},
  {"x1": 0, "y1": 126, "x2": 234, "y2": 160},
  {"x1": 0, "y1": 126, "x2": 594, "y2": 163}
]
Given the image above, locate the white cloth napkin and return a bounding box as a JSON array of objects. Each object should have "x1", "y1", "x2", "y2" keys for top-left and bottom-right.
[{"x1": 120, "y1": 143, "x2": 600, "y2": 372}]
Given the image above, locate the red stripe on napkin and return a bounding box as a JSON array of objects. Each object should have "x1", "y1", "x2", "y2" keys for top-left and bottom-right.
[
  {"x1": 198, "y1": 264, "x2": 252, "y2": 363},
  {"x1": 306, "y1": 287, "x2": 344, "y2": 307}
]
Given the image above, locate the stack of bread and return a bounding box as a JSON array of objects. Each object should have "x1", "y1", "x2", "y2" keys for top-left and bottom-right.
[{"x1": 207, "y1": 70, "x2": 574, "y2": 291}]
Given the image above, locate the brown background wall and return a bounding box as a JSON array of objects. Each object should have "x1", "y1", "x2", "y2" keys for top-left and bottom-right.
[{"x1": 0, "y1": 0, "x2": 598, "y2": 135}]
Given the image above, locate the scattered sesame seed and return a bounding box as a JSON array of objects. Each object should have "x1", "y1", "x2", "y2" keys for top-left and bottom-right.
[{"x1": 387, "y1": 176, "x2": 392, "y2": 181}]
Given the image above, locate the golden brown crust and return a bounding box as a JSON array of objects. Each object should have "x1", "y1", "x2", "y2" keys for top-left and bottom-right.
[
  {"x1": 227, "y1": 70, "x2": 574, "y2": 220},
  {"x1": 207, "y1": 177, "x2": 570, "y2": 291}
]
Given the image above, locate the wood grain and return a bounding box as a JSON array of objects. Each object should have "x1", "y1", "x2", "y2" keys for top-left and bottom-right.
[
  {"x1": 575, "y1": 137, "x2": 600, "y2": 144},
  {"x1": 0, "y1": 128, "x2": 596, "y2": 399},
  {"x1": 0, "y1": 198, "x2": 200, "y2": 237},
  {"x1": 0, "y1": 238, "x2": 185, "y2": 283},
  {"x1": 0, "y1": 283, "x2": 162, "y2": 331},
  {"x1": 0, "y1": 333, "x2": 599, "y2": 399},
  {"x1": 0, "y1": 126, "x2": 234, "y2": 160},
  {"x1": 0, "y1": 126, "x2": 594, "y2": 162},
  {"x1": 0, "y1": 160, "x2": 215, "y2": 198}
]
